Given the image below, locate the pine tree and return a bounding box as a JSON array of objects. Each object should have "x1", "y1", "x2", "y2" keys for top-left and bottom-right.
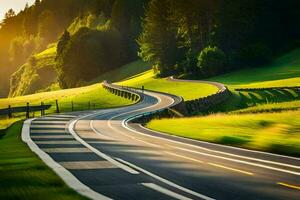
[{"x1": 138, "y1": 0, "x2": 178, "y2": 77}]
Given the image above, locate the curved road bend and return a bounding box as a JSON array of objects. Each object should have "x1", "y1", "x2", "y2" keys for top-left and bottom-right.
[{"x1": 28, "y1": 82, "x2": 300, "y2": 200}]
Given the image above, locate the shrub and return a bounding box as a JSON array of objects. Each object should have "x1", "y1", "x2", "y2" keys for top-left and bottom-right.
[{"x1": 197, "y1": 46, "x2": 226, "y2": 77}]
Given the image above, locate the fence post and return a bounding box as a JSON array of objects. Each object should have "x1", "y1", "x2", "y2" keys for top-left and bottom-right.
[
  {"x1": 41, "y1": 102, "x2": 44, "y2": 116},
  {"x1": 26, "y1": 103, "x2": 30, "y2": 118},
  {"x1": 71, "y1": 101, "x2": 74, "y2": 112},
  {"x1": 88, "y1": 101, "x2": 91, "y2": 110},
  {"x1": 56, "y1": 100, "x2": 60, "y2": 113},
  {"x1": 8, "y1": 105, "x2": 12, "y2": 119}
]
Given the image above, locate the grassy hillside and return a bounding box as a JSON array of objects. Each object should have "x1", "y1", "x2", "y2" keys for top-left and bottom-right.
[
  {"x1": 146, "y1": 49, "x2": 300, "y2": 156},
  {"x1": 118, "y1": 70, "x2": 219, "y2": 101},
  {"x1": 1, "y1": 83, "x2": 132, "y2": 114},
  {"x1": 209, "y1": 48, "x2": 300, "y2": 88},
  {"x1": 9, "y1": 44, "x2": 58, "y2": 97},
  {"x1": 91, "y1": 60, "x2": 151, "y2": 84},
  {"x1": 0, "y1": 121, "x2": 87, "y2": 200}
]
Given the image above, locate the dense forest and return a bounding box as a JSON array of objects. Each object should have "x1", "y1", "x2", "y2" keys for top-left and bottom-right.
[
  {"x1": 138, "y1": 0, "x2": 300, "y2": 77},
  {"x1": 0, "y1": 0, "x2": 299, "y2": 97}
]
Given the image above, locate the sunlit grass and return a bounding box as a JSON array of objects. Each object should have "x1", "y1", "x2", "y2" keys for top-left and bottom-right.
[
  {"x1": 232, "y1": 100, "x2": 300, "y2": 114},
  {"x1": 209, "y1": 48, "x2": 300, "y2": 88},
  {"x1": 0, "y1": 118, "x2": 22, "y2": 130},
  {"x1": 119, "y1": 70, "x2": 219, "y2": 101},
  {"x1": 90, "y1": 60, "x2": 151, "y2": 84},
  {"x1": 0, "y1": 121, "x2": 87, "y2": 200},
  {"x1": 147, "y1": 111, "x2": 300, "y2": 156},
  {"x1": 0, "y1": 83, "x2": 132, "y2": 113}
]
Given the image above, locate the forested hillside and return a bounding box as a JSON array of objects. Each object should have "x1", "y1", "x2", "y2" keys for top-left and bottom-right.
[
  {"x1": 0, "y1": 0, "x2": 148, "y2": 97},
  {"x1": 138, "y1": 0, "x2": 300, "y2": 78},
  {"x1": 0, "y1": 0, "x2": 299, "y2": 97}
]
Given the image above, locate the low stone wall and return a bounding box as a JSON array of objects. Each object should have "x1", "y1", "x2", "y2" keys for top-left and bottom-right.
[{"x1": 184, "y1": 86, "x2": 232, "y2": 115}]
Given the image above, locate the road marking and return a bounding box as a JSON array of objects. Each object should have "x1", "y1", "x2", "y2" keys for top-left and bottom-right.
[
  {"x1": 106, "y1": 92, "x2": 175, "y2": 148},
  {"x1": 107, "y1": 92, "x2": 165, "y2": 147},
  {"x1": 31, "y1": 135, "x2": 73, "y2": 139},
  {"x1": 173, "y1": 146, "x2": 300, "y2": 176},
  {"x1": 208, "y1": 163, "x2": 253, "y2": 176},
  {"x1": 59, "y1": 161, "x2": 117, "y2": 170},
  {"x1": 35, "y1": 140, "x2": 79, "y2": 144},
  {"x1": 42, "y1": 148, "x2": 91, "y2": 153},
  {"x1": 277, "y1": 182, "x2": 300, "y2": 190},
  {"x1": 22, "y1": 119, "x2": 112, "y2": 200},
  {"x1": 165, "y1": 151, "x2": 252, "y2": 175},
  {"x1": 138, "y1": 125, "x2": 300, "y2": 169},
  {"x1": 142, "y1": 183, "x2": 193, "y2": 200},
  {"x1": 107, "y1": 118, "x2": 160, "y2": 148},
  {"x1": 116, "y1": 158, "x2": 215, "y2": 200},
  {"x1": 69, "y1": 114, "x2": 140, "y2": 175},
  {"x1": 90, "y1": 120, "x2": 113, "y2": 140},
  {"x1": 32, "y1": 121, "x2": 68, "y2": 124},
  {"x1": 165, "y1": 151, "x2": 203, "y2": 164}
]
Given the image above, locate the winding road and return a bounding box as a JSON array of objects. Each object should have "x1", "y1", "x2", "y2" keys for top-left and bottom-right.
[{"x1": 22, "y1": 80, "x2": 300, "y2": 200}]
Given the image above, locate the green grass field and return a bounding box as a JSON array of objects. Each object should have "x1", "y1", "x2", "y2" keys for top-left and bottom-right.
[
  {"x1": 147, "y1": 111, "x2": 300, "y2": 156},
  {"x1": 0, "y1": 118, "x2": 21, "y2": 130},
  {"x1": 118, "y1": 70, "x2": 219, "y2": 101},
  {"x1": 0, "y1": 121, "x2": 87, "y2": 200},
  {"x1": 145, "y1": 49, "x2": 300, "y2": 156},
  {"x1": 0, "y1": 83, "x2": 132, "y2": 115},
  {"x1": 209, "y1": 48, "x2": 300, "y2": 88}
]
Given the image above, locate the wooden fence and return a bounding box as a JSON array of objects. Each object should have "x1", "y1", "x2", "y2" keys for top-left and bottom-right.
[{"x1": 0, "y1": 103, "x2": 51, "y2": 118}]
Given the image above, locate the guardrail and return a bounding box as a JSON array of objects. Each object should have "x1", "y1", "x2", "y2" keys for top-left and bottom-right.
[
  {"x1": 102, "y1": 81, "x2": 141, "y2": 102},
  {"x1": 102, "y1": 78, "x2": 231, "y2": 119},
  {"x1": 102, "y1": 81, "x2": 187, "y2": 122},
  {"x1": 0, "y1": 103, "x2": 51, "y2": 118}
]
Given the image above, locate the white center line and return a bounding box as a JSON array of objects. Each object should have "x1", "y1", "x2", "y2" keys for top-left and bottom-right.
[{"x1": 142, "y1": 183, "x2": 194, "y2": 200}]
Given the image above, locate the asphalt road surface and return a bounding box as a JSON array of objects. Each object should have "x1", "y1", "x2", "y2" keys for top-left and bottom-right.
[{"x1": 28, "y1": 82, "x2": 300, "y2": 200}]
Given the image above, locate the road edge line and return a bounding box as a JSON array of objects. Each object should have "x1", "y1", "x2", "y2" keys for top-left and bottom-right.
[{"x1": 21, "y1": 118, "x2": 113, "y2": 200}]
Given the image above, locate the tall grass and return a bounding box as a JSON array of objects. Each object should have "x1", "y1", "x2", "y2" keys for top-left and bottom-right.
[{"x1": 147, "y1": 111, "x2": 300, "y2": 156}]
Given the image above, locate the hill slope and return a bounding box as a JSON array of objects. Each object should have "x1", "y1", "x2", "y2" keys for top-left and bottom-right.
[
  {"x1": 146, "y1": 49, "x2": 300, "y2": 156},
  {"x1": 9, "y1": 44, "x2": 58, "y2": 97},
  {"x1": 209, "y1": 48, "x2": 300, "y2": 88},
  {"x1": 118, "y1": 70, "x2": 219, "y2": 101}
]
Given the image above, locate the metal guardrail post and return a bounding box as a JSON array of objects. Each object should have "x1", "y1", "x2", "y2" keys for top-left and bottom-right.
[{"x1": 71, "y1": 101, "x2": 74, "y2": 112}]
